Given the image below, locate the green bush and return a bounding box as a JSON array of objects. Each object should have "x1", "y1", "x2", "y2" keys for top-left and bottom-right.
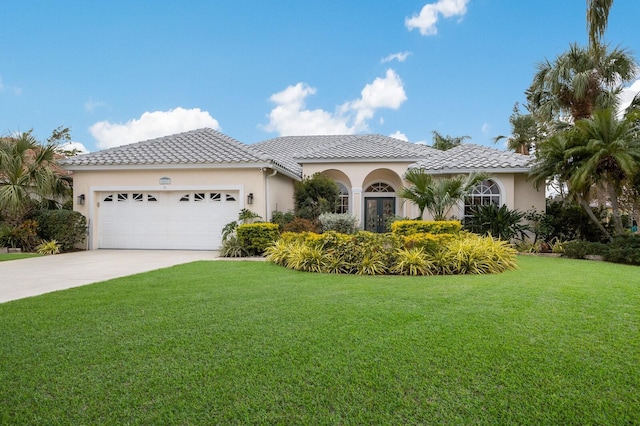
[
  {"x1": 0, "y1": 220, "x2": 40, "y2": 251},
  {"x1": 466, "y1": 204, "x2": 530, "y2": 241},
  {"x1": 391, "y1": 220, "x2": 461, "y2": 236},
  {"x1": 36, "y1": 209, "x2": 87, "y2": 252},
  {"x1": 318, "y1": 212, "x2": 358, "y2": 234},
  {"x1": 271, "y1": 210, "x2": 295, "y2": 231},
  {"x1": 603, "y1": 234, "x2": 640, "y2": 265},
  {"x1": 237, "y1": 223, "x2": 280, "y2": 256},
  {"x1": 294, "y1": 173, "x2": 340, "y2": 220},
  {"x1": 562, "y1": 240, "x2": 607, "y2": 259},
  {"x1": 266, "y1": 230, "x2": 516, "y2": 275}
]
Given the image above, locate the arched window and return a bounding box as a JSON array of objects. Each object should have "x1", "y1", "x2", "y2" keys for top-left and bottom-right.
[
  {"x1": 337, "y1": 182, "x2": 350, "y2": 214},
  {"x1": 365, "y1": 182, "x2": 394, "y2": 193},
  {"x1": 464, "y1": 179, "x2": 501, "y2": 219}
]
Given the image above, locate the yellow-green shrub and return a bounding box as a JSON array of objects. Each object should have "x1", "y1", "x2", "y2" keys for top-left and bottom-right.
[
  {"x1": 237, "y1": 223, "x2": 280, "y2": 255},
  {"x1": 435, "y1": 233, "x2": 517, "y2": 275},
  {"x1": 266, "y1": 229, "x2": 517, "y2": 276},
  {"x1": 402, "y1": 232, "x2": 456, "y2": 253},
  {"x1": 391, "y1": 220, "x2": 461, "y2": 236}
]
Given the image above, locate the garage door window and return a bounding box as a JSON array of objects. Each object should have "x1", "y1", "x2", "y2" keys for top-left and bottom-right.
[{"x1": 102, "y1": 193, "x2": 159, "y2": 203}]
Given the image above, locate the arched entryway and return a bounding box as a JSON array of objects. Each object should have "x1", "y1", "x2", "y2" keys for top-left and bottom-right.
[{"x1": 362, "y1": 169, "x2": 403, "y2": 232}]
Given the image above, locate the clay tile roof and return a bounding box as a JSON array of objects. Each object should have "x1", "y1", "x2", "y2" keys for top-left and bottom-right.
[
  {"x1": 411, "y1": 144, "x2": 532, "y2": 171},
  {"x1": 61, "y1": 128, "x2": 273, "y2": 168}
]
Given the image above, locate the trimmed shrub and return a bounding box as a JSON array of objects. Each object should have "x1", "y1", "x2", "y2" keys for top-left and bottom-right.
[
  {"x1": 236, "y1": 223, "x2": 280, "y2": 256},
  {"x1": 283, "y1": 217, "x2": 320, "y2": 233},
  {"x1": 603, "y1": 235, "x2": 640, "y2": 265},
  {"x1": 36, "y1": 209, "x2": 87, "y2": 252},
  {"x1": 563, "y1": 240, "x2": 607, "y2": 259},
  {"x1": 402, "y1": 232, "x2": 456, "y2": 253},
  {"x1": 318, "y1": 212, "x2": 358, "y2": 234},
  {"x1": 391, "y1": 220, "x2": 461, "y2": 236}
]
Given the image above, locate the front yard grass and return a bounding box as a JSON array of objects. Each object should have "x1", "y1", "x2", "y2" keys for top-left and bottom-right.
[
  {"x1": 1, "y1": 256, "x2": 639, "y2": 424},
  {"x1": 0, "y1": 252, "x2": 42, "y2": 262}
]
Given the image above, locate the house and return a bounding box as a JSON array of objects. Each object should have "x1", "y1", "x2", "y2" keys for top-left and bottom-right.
[{"x1": 61, "y1": 128, "x2": 544, "y2": 250}]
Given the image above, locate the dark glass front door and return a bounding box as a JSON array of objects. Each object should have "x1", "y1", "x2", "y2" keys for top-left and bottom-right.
[{"x1": 365, "y1": 197, "x2": 395, "y2": 233}]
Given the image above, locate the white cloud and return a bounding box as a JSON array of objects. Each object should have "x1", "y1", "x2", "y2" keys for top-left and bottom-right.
[
  {"x1": 59, "y1": 141, "x2": 90, "y2": 154},
  {"x1": 619, "y1": 79, "x2": 640, "y2": 114},
  {"x1": 381, "y1": 51, "x2": 412, "y2": 63},
  {"x1": 481, "y1": 123, "x2": 490, "y2": 135},
  {"x1": 389, "y1": 131, "x2": 408, "y2": 141},
  {"x1": 90, "y1": 107, "x2": 220, "y2": 149},
  {"x1": 344, "y1": 69, "x2": 408, "y2": 130},
  {"x1": 265, "y1": 70, "x2": 407, "y2": 136},
  {"x1": 405, "y1": 0, "x2": 469, "y2": 36},
  {"x1": 264, "y1": 83, "x2": 354, "y2": 135},
  {"x1": 85, "y1": 98, "x2": 108, "y2": 113}
]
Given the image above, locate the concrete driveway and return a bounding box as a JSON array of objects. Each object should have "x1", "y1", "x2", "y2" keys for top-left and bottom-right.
[{"x1": 0, "y1": 250, "x2": 218, "y2": 304}]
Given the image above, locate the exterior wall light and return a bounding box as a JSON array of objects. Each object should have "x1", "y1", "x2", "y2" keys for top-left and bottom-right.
[
  {"x1": 247, "y1": 193, "x2": 254, "y2": 205},
  {"x1": 77, "y1": 194, "x2": 85, "y2": 205}
]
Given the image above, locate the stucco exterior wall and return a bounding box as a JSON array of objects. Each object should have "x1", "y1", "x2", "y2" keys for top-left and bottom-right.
[
  {"x1": 266, "y1": 172, "x2": 295, "y2": 219},
  {"x1": 514, "y1": 174, "x2": 546, "y2": 213},
  {"x1": 71, "y1": 167, "x2": 269, "y2": 249}
]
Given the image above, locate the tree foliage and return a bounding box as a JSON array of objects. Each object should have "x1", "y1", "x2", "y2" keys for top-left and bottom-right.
[
  {"x1": 431, "y1": 131, "x2": 469, "y2": 151},
  {"x1": 0, "y1": 131, "x2": 72, "y2": 225},
  {"x1": 293, "y1": 173, "x2": 340, "y2": 220},
  {"x1": 399, "y1": 169, "x2": 489, "y2": 220}
]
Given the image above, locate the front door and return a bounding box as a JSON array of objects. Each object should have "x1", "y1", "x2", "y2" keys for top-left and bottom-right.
[{"x1": 365, "y1": 197, "x2": 395, "y2": 233}]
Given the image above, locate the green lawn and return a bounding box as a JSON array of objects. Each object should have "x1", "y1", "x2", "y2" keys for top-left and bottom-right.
[
  {"x1": 0, "y1": 252, "x2": 42, "y2": 262},
  {"x1": 1, "y1": 256, "x2": 639, "y2": 424}
]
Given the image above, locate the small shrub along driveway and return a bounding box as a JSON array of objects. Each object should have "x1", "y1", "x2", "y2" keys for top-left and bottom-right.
[{"x1": 0, "y1": 256, "x2": 639, "y2": 424}]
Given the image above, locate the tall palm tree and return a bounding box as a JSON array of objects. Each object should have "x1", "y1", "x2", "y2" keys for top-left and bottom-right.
[
  {"x1": 567, "y1": 108, "x2": 640, "y2": 234},
  {"x1": 527, "y1": 43, "x2": 637, "y2": 123},
  {"x1": 399, "y1": 168, "x2": 488, "y2": 220},
  {"x1": 494, "y1": 103, "x2": 541, "y2": 155},
  {"x1": 0, "y1": 132, "x2": 71, "y2": 225},
  {"x1": 431, "y1": 131, "x2": 470, "y2": 151},
  {"x1": 587, "y1": 0, "x2": 613, "y2": 51}
]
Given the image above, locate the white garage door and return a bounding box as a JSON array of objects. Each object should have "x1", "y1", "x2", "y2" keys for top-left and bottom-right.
[{"x1": 98, "y1": 191, "x2": 240, "y2": 250}]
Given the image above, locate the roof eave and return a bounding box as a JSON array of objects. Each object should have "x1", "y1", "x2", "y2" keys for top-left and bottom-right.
[
  {"x1": 295, "y1": 157, "x2": 430, "y2": 164},
  {"x1": 413, "y1": 167, "x2": 532, "y2": 174}
]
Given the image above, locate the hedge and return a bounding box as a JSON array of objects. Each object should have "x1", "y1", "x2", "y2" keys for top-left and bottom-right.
[
  {"x1": 391, "y1": 220, "x2": 461, "y2": 236},
  {"x1": 236, "y1": 222, "x2": 280, "y2": 256}
]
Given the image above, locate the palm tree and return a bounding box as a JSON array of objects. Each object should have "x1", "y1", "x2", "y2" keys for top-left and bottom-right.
[
  {"x1": 567, "y1": 108, "x2": 640, "y2": 234},
  {"x1": 587, "y1": 0, "x2": 613, "y2": 51},
  {"x1": 527, "y1": 43, "x2": 637, "y2": 123},
  {"x1": 431, "y1": 131, "x2": 470, "y2": 151},
  {"x1": 494, "y1": 103, "x2": 541, "y2": 155},
  {"x1": 0, "y1": 132, "x2": 71, "y2": 225},
  {"x1": 399, "y1": 168, "x2": 489, "y2": 220},
  {"x1": 530, "y1": 108, "x2": 640, "y2": 238}
]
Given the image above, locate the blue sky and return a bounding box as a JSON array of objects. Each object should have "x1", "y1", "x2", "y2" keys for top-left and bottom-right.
[{"x1": 2, "y1": 0, "x2": 639, "y2": 152}]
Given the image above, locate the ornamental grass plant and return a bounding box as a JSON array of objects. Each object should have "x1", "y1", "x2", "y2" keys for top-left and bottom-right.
[{"x1": 265, "y1": 230, "x2": 517, "y2": 275}]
